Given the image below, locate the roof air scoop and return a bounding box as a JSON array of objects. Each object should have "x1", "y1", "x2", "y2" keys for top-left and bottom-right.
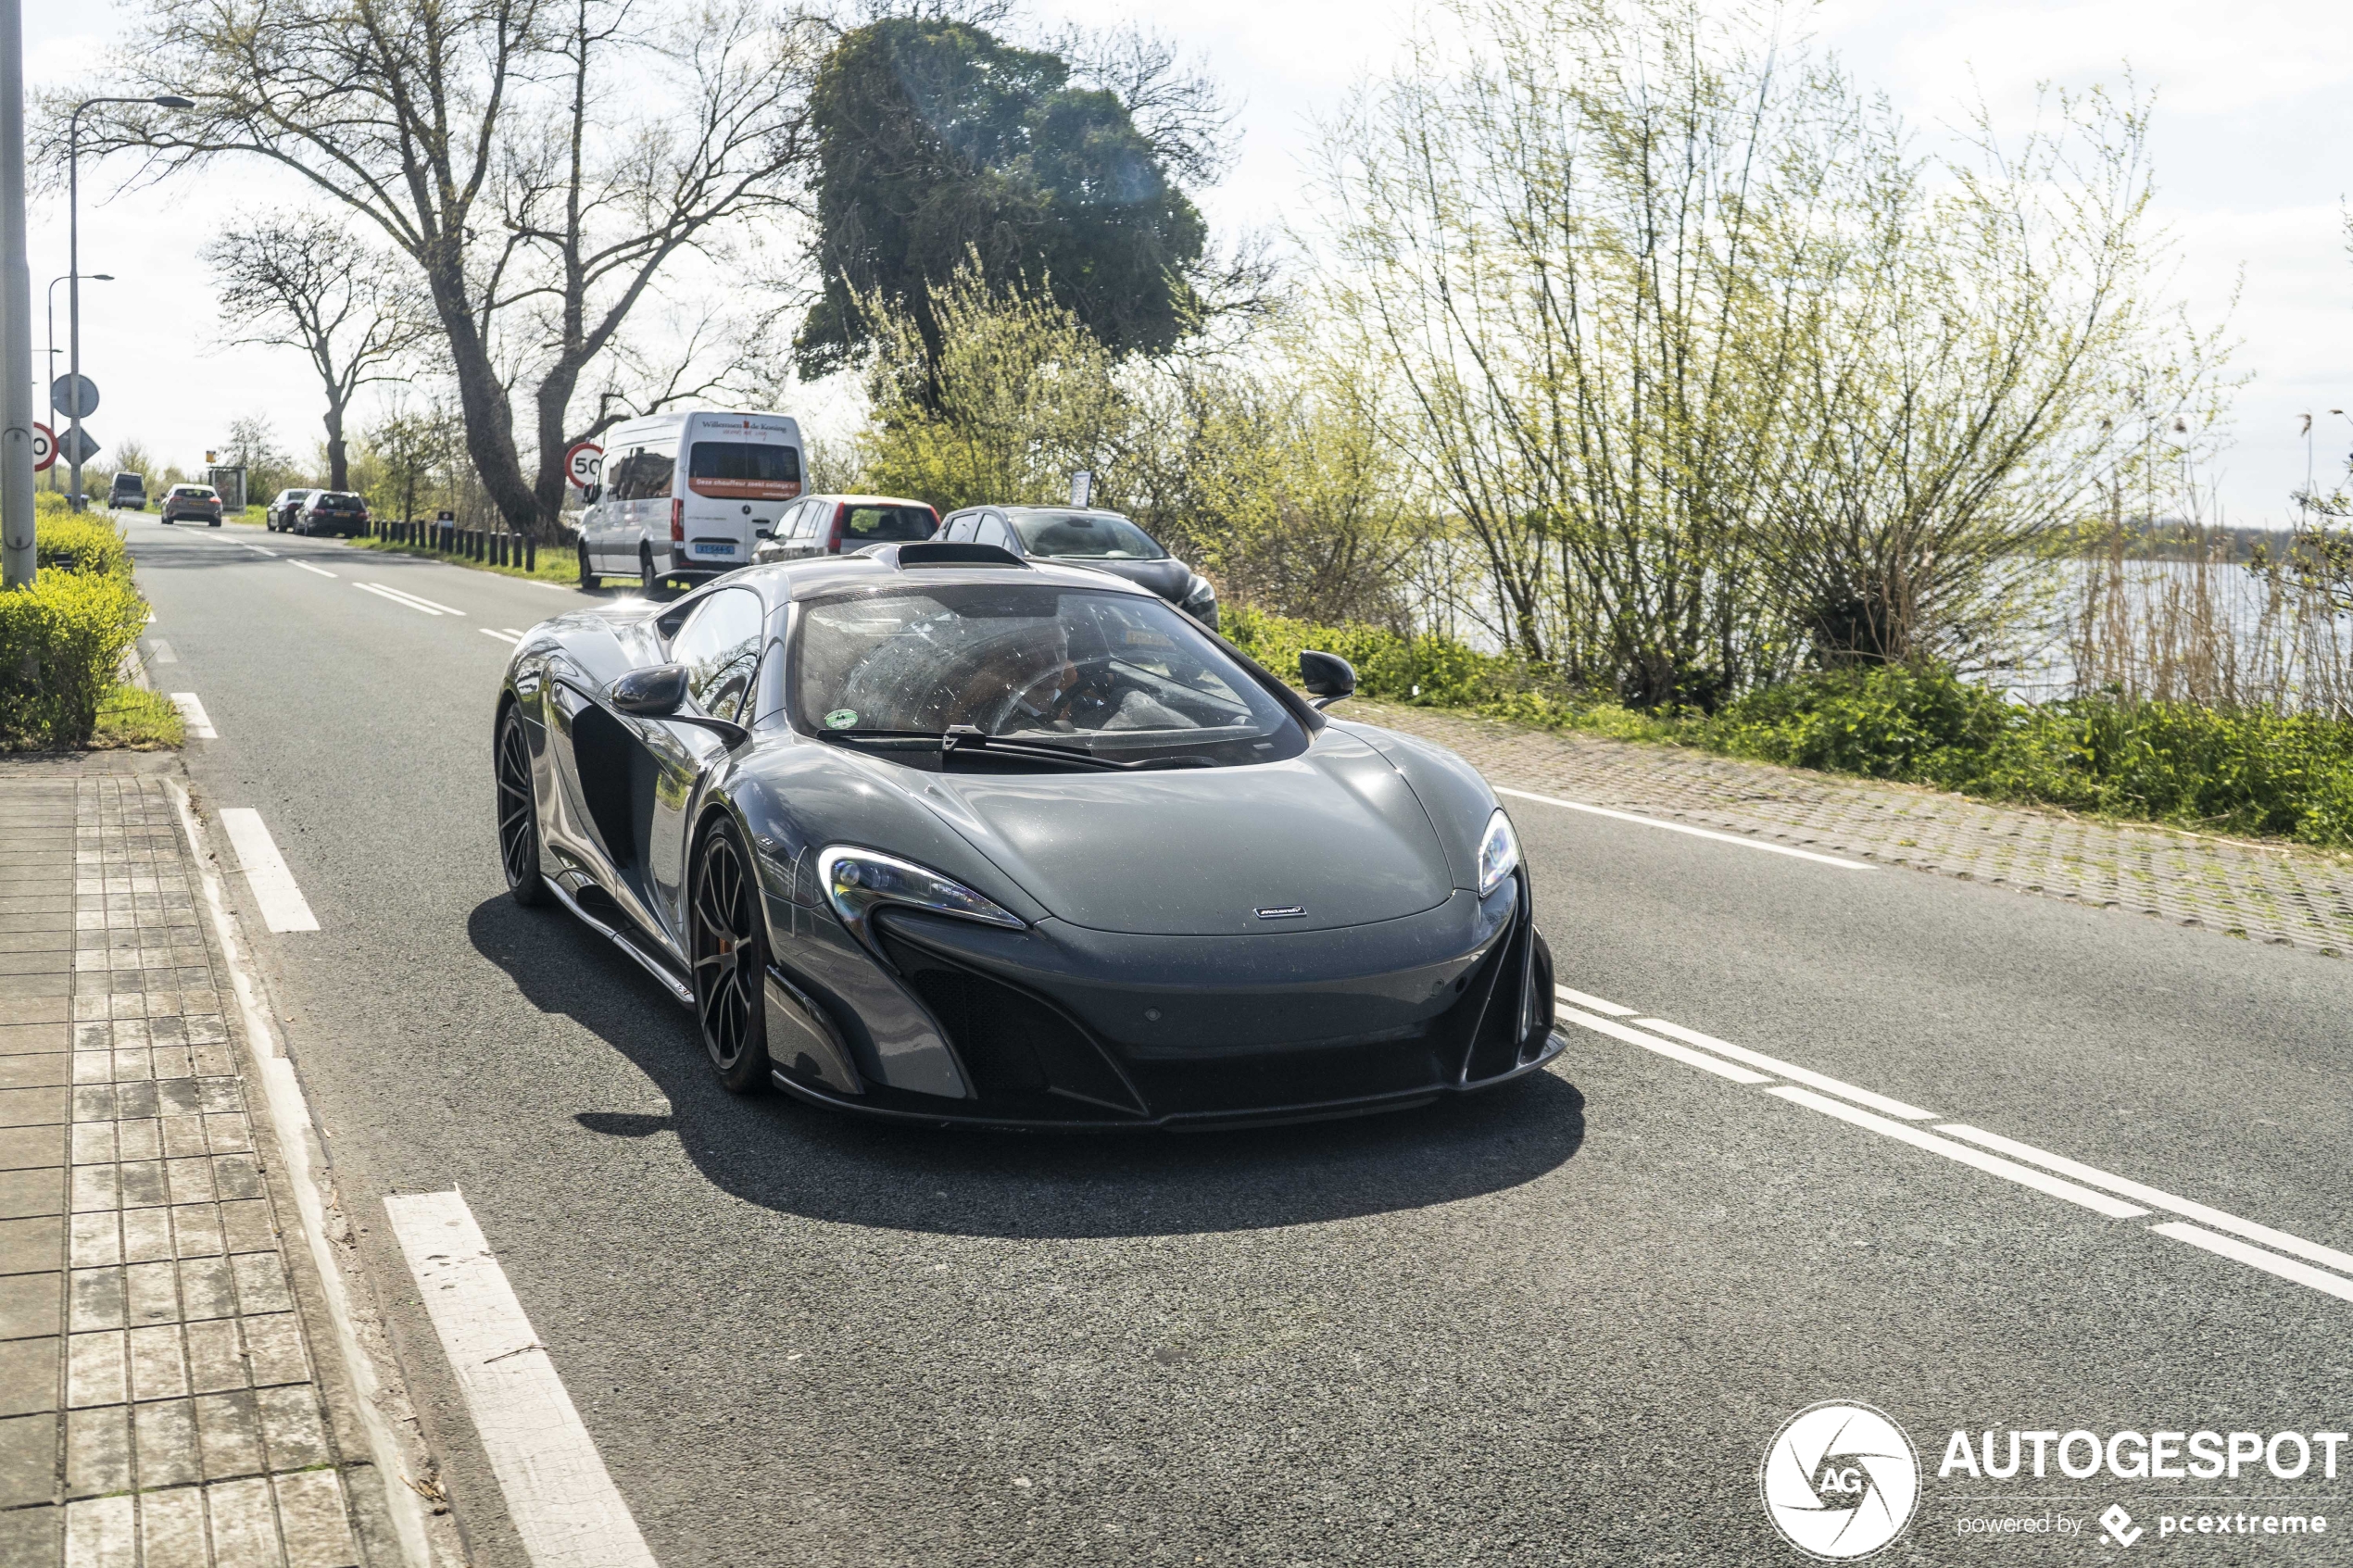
[{"x1": 854, "y1": 542, "x2": 1030, "y2": 569}]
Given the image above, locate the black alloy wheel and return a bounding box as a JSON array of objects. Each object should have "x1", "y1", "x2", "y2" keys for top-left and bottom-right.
[
  {"x1": 689, "y1": 819, "x2": 770, "y2": 1093},
  {"x1": 495, "y1": 708, "x2": 547, "y2": 907}
]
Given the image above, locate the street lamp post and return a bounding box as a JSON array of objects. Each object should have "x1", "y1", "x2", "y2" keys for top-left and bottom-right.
[
  {"x1": 44, "y1": 273, "x2": 110, "y2": 491},
  {"x1": 65, "y1": 94, "x2": 192, "y2": 510}
]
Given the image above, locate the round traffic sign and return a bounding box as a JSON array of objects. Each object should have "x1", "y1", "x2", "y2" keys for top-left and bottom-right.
[
  {"x1": 31, "y1": 422, "x2": 56, "y2": 472},
  {"x1": 50, "y1": 374, "x2": 99, "y2": 420},
  {"x1": 563, "y1": 440, "x2": 603, "y2": 491}
]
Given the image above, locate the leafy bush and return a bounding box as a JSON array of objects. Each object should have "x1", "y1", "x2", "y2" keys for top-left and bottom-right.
[
  {"x1": 33, "y1": 512, "x2": 132, "y2": 579},
  {"x1": 1226, "y1": 604, "x2": 2353, "y2": 850},
  {"x1": 0, "y1": 568, "x2": 151, "y2": 748}
]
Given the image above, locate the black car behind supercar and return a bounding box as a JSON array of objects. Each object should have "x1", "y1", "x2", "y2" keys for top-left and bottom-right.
[{"x1": 493, "y1": 541, "x2": 1561, "y2": 1128}]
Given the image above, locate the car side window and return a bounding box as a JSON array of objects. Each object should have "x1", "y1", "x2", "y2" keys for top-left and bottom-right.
[
  {"x1": 796, "y1": 501, "x2": 827, "y2": 540},
  {"x1": 637, "y1": 446, "x2": 676, "y2": 501},
  {"x1": 942, "y1": 514, "x2": 974, "y2": 543},
  {"x1": 975, "y1": 514, "x2": 1014, "y2": 551},
  {"x1": 668, "y1": 589, "x2": 765, "y2": 722},
  {"x1": 775, "y1": 500, "x2": 807, "y2": 539}
]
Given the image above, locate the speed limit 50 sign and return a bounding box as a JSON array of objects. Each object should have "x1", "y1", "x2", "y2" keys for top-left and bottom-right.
[
  {"x1": 563, "y1": 440, "x2": 603, "y2": 491},
  {"x1": 31, "y1": 422, "x2": 56, "y2": 472}
]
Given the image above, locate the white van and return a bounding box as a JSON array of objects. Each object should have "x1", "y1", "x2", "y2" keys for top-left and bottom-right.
[{"x1": 579, "y1": 409, "x2": 804, "y2": 592}]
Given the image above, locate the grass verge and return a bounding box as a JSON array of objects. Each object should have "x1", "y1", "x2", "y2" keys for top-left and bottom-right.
[
  {"x1": 1225, "y1": 606, "x2": 2353, "y2": 853},
  {"x1": 92, "y1": 687, "x2": 185, "y2": 749}
]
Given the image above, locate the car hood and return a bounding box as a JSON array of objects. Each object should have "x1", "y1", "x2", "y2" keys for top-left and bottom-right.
[
  {"x1": 1047, "y1": 556, "x2": 1191, "y2": 603},
  {"x1": 914, "y1": 728, "x2": 1454, "y2": 935}
]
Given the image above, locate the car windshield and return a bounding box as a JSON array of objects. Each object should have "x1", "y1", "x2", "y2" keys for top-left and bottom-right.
[
  {"x1": 1008, "y1": 511, "x2": 1165, "y2": 560},
  {"x1": 793, "y1": 584, "x2": 1302, "y2": 768},
  {"x1": 315, "y1": 494, "x2": 361, "y2": 508},
  {"x1": 174, "y1": 488, "x2": 213, "y2": 499}
]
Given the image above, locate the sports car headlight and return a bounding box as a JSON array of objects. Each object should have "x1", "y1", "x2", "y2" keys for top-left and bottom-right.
[
  {"x1": 1182, "y1": 574, "x2": 1217, "y2": 609},
  {"x1": 817, "y1": 846, "x2": 1024, "y2": 948},
  {"x1": 1476, "y1": 810, "x2": 1520, "y2": 897}
]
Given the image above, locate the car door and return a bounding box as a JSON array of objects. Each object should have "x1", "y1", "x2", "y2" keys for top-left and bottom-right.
[{"x1": 644, "y1": 587, "x2": 767, "y2": 938}]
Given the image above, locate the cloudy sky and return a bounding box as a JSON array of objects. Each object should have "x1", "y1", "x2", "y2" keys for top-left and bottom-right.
[{"x1": 25, "y1": 0, "x2": 2353, "y2": 521}]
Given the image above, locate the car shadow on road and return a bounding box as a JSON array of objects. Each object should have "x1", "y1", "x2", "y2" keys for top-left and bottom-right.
[{"x1": 470, "y1": 896, "x2": 1586, "y2": 1239}]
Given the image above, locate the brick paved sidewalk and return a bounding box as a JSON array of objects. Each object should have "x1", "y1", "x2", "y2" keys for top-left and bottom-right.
[
  {"x1": 1356, "y1": 700, "x2": 2353, "y2": 956},
  {"x1": 0, "y1": 759, "x2": 401, "y2": 1568}
]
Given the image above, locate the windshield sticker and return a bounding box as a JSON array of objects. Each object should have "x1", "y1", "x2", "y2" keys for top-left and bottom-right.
[{"x1": 824, "y1": 709, "x2": 859, "y2": 730}]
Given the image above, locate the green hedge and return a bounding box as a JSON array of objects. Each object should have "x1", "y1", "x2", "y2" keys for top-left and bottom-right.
[
  {"x1": 1224, "y1": 605, "x2": 2353, "y2": 850},
  {"x1": 1, "y1": 511, "x2": 152, "y2": 750}
]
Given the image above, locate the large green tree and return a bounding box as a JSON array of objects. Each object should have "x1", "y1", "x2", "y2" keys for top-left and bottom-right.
[{"x1": 795, "y1": 18, "x2": 1210, "y2": 379}]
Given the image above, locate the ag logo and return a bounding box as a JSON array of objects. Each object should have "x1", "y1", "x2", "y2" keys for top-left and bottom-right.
[{"x1": 1760, "y1": 1400, "x2": 1919, "y2": 1560}]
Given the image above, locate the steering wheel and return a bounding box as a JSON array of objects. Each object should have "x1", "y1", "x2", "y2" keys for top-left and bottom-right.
[{"x1": 984, "y1": 665, "x2": 1084, "y2": 731}]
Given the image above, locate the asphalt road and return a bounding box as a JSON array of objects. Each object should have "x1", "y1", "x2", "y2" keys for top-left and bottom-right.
[{"x1": 121, "y1": 509, "x2": 2353, "y2": 1566}]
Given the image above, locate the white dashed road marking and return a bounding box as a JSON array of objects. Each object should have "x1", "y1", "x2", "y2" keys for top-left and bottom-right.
[
  {"x1": 169, "y1": 693, "x2": 216, "y2": 739},
  {"x1": 479, "y1": 627, "x2": 522, "y2": 646},
  {"x1": 1497, "y1": 784, "x2": 1874, "y2": 869},
  {"x1": 290, "y1": 559, "x2": 338, "y2": 578},
  {"x1": 1555, "y1": 984, "x2": 2353, "y2": 1306},
  {"x1": 355, "y1": 581, "x2": 463, "y2": 616},
  {"x1": 218, "y1": 809, "x2": 321, "y2": 933},
  {"x1": 385, "y1": 1190, "x2": 661, "y2": 1568},
  {"x1": 147, "y1": 639, "x2": 177, "y2": 664}
]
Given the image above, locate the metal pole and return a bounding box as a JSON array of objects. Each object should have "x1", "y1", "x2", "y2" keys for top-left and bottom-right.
[
  {"x1": 66, "y1": 105, "x2": 83, "y2": 511},
  {"x1": 0, "y1": 0, "x2": 33, "y2": 586}
]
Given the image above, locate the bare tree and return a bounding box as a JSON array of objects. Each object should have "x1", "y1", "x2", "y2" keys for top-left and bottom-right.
[
  {"x1": 205, "y1": 216, "x2": 433, "y2": 490},
  {"x1": 62, "y1": 0, "x2": 821, "y2": 536}
]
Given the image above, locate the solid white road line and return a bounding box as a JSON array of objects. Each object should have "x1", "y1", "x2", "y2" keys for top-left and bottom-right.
[
  {"x1": 384, "y1": 1191, "x2": 662, "y2": 1568},
  {"x1": 371, "y1": 581, "x2": 464, "y2": 615},
  {"x1": 1938, "y1": 1124, "x2": 2353, "y2": 1277},
  {"x1": 290, "y1": 559, "x2": 337, "y2": 578},
  {"x1": 530, "y1": 581, "x2": 567, "y2": 592},
  {"x1": 238, "y1": 541, "x2": 279, "y2": 558},
  {"x1": 1555, "y1": 985, "x2": 1634, "y2": 1017},
  {"x1": 479, "y1": 628, "x2": 520, "y2": 645},
  {"x1": 147, "y1": 639, "x2": 177, "y2": 664},
  {"x1": 1494, "y1": 784, "x2": 1875, "y2": 870},
  {"x1": 2152, "y1": 1223, "x2": 2353, "y2": 1306},
  {"x1": 1559, "y1": 1005, "x2": 1772, "y2": 1085},
  {"x1": 1634, "y1": 1017, "x2": 1938, "y2": 1122},
  {"x1": 1766, "y1": 1087, "x2": 2150, "y2": 1219},
  {"x1": 169, "y1": 693, "x2": 216, "y2": 739},
  {"x1": 218, "y1": 809, "x2": 321, "y2": 934}
]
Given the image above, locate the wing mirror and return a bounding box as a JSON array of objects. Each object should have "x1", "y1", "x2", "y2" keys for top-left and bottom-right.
[
  {"x1": 608, "y1": 663, "x2": 686, "y2": 715},
  {"x1": 1299, "y1": 650, "x2": 1357, "y2": 709},
  {"x1": 582, "y1": 483, "x2": 601, "y2": 505},
  {"x1": 605, "y1": 663, "x2": 749, "y2": 747}
]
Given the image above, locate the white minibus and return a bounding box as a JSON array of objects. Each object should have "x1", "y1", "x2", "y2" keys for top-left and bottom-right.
[{"x1": 579, "y1": 409, "x2": 804, "y2": 593}]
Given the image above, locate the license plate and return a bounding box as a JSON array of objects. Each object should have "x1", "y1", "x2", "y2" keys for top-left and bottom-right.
[{"x1": 691, "y1": 541, "x2": 737, "y2": 558}]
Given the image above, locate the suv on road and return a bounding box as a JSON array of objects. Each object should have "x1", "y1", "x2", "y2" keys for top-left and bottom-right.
[
  {"x1": 160, "y1": 485, "x2": 223, "y2": 527},
  {"x1": 751, "y1": 494, "x2": 938, "y2": 563},
  {"x1": 267, "y1": 488, "x2": 314, "y2": 532},
  {"x1": 108, "y1": 472, "x2": 147, "y2": 510},
  {"x1": 294, "y1": 491, "x2": 371, "y2": 536}
]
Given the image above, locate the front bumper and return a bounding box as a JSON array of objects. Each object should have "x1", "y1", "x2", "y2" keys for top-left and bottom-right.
[{"x1": 766, "y1": 872, "x2": 1560, "y2": 1129}]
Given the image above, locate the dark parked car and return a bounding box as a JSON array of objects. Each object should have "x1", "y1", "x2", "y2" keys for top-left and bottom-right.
[
  {"x1": 108, "y1": 472, "x2": 146, "y2": 510},
  {"x1": 491, "y1": 541, "x2": 1558, "y2": 1126},
  {"x1": 294, "y1": 491, "x2": 371, "y2": 536},
  {"x1": 752, "y1": 494, "x2": 938, "y2": 563},
  {"x1": 266, "y1": 488, "x2": 314, "y2": 532},
  {"x1": 160, "y1": 485, "x2": 223, "y2": 526},
  {"x1": 935, "y1": 507, "x2": 1218, "y2": 629}
]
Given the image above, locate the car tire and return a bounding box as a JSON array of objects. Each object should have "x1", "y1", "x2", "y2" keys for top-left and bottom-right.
[
  {"x1": 495, "y1": 707, "x2": 547, "y2": 908},
  {"x1": 208, "y1": 520, "x2": 220, "y2": 527},
  {"x1": 577, "y1": 541, "x2": 597, "y2": 589},
  {"x1": 639, "y1": 546, "x2": 661, "y2": 597},
  {"x1": 689, "y1": 817, "x2": 771, "y2": 1094}
]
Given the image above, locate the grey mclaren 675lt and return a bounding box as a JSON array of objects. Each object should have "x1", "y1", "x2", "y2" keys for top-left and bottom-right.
[{"x1": 491, "y1": 541, "x2": 1565, "y2": 1127}]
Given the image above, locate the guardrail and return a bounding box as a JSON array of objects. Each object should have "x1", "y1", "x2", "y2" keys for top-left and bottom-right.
[{"x1": 369, "y1": 517, "x2": 537, "y2": 571}]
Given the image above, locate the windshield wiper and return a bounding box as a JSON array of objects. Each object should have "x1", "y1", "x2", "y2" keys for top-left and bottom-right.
[{"x1": 816, "y1": 726, "x2": 1217, "y2": 771}]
